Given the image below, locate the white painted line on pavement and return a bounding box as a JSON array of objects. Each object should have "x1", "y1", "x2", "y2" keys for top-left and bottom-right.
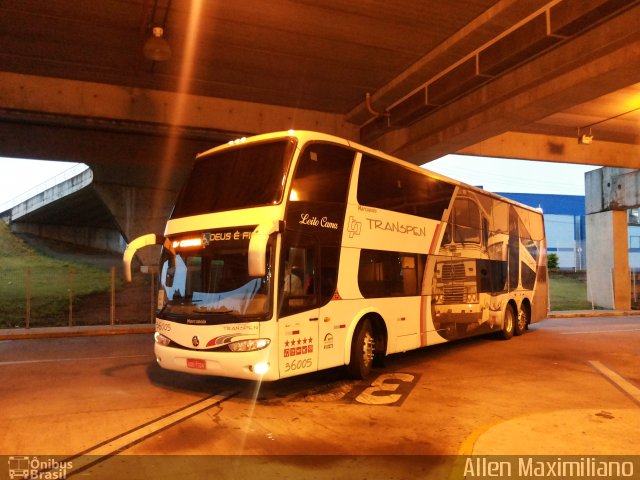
[
  {"x1": 589, "y1": 360, "x2": 640, "y2": 406},
  {"x1": 0, "y1": 354, "x2": 153, "y2": 366},
  {"x1": 63, "y1": 391, "x2": 238, "y2": 476},
  {"x1": 561, "y1": 328, "x2": 640, "y2": 335}
]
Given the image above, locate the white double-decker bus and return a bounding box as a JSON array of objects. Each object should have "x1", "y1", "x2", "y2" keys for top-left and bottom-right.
[{"x1": 124, "y1": 130, "x2": 548, "y2": 381}]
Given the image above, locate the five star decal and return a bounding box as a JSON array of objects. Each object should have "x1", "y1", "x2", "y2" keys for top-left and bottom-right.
[{"x1": 283, "y1": 337, "x2": 313, "y2": 357}]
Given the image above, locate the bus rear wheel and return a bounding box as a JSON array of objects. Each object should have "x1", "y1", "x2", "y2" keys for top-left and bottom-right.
[
  {"x1": 514, "y1": 303, "x2": 529, "y2": 336},
  {"x1": 500, "y1": 305, "x2": 515, "y2": 340},
  {"x1": 347, "y1": 319, "x2": 375, "y2": 379}
]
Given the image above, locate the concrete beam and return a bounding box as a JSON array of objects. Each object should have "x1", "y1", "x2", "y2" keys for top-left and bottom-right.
[
  {"x1": 0, "y1": 116, "x2": 222, "y2": 181},
  {"x1": 0, "y1": 71, "x2": 358, "y2": 141},
  {"x1": 585, "y1": 167, "x2": 640, "y2": 214},
  {"x1": 457, "y1": 132, "x2": 640, "y2": 168},
  {"x1": 346, "y1": 0, "x2": 531, "y2": 125},
  {"x1": 368, "y1": 3, "x2": 640, "y2": 164},
  {"x1": 11, "y1": 222, "x2": 124, "y2": 253}
]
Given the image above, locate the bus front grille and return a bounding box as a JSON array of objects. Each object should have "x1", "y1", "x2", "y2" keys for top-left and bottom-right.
[
  {"x1": 443, "y1": 285, "x2": 465, "y2": 303},
  {"x1": 441, "y1": 263, "x2": 466, "y2": 282}
]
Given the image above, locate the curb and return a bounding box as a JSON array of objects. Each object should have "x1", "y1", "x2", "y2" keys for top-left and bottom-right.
[
  {"x1": 547, "y1": 310, "x2": 640, "y2": 318},
  {"x1": 0, "y1": 324, "x2": 155, "y2": 340}
]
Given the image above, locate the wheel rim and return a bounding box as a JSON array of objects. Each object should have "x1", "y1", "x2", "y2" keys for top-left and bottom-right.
[
  {"x1": 361, "y1": 330, "x2": 375, "y2": 368},
  {"x1": 517, "y1": 309, "x2": 527, "y2": 331},
  {"x1": 505, "y1": 308, "x2": 514, "y2": 333}
]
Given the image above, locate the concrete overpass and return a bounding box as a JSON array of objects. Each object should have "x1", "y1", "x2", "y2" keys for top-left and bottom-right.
[
  {"x1": 0, "y1": 166, "x2": 127, "y2": 252},
  {"x1": 1, "y1": 0, "x2": 639, "y2": 308}
]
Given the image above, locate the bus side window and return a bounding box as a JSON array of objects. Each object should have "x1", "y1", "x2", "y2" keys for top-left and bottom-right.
[
  {"x1": 280, "y1": 242, "x2": 318, "y2": 314},
  {"x1": 358, "y1": 250, "x2": 420, "y2": 298}
]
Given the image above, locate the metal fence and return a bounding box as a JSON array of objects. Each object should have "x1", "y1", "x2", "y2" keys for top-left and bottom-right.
[
  {"x1": 632, "y1": 269, "x2": 640, "y2": 310},
  {"x1": 1, "y1": 266, "x2": 155, "y2": 330}
]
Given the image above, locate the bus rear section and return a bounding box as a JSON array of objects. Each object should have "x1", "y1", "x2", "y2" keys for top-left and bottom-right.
[{"x1": 431, "y1": 188, "x2": 547, "y2": 341}]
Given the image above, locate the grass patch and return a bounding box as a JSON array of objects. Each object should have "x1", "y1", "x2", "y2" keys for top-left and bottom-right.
[
  {"x1": 0, "y1": 222, "x2": 114, "y2": 328},
  {"x1": 548, "y1": 272, "x2": 593, "y2": 311}
]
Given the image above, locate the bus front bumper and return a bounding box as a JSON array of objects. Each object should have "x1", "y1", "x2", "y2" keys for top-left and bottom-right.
[
  {"x1": 154, "y1": 343, "x2": 278, "y2": 381},
  {"x1": 433, "y1": 304, "x2": 482, "y2": 323}
]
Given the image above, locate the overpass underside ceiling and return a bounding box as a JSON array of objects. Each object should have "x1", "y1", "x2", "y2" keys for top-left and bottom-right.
[
  {"x1": 366, "y1": 2, "x2": 640, "y2": 164},
  {"x1": 0, "y1": 0, "x2": 638, "y2": 171}
]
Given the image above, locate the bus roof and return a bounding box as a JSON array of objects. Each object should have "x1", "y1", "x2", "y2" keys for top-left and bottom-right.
[{"x1": 196, "y1": 130, "x2": 542, "y2": 215}]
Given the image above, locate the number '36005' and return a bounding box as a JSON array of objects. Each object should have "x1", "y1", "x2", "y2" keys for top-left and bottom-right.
[{"x1": 285, "y1": 358, "x2": 312, "y2": 372}]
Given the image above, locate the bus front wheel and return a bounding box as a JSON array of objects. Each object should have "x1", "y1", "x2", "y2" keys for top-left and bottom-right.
[{"x1": 347, "y1": 319, "x2": 375, "y2": 379}]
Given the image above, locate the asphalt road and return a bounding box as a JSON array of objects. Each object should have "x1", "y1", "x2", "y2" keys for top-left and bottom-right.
[{"x1": 1, "y1": 315, "x2": 639, "y2": 479}]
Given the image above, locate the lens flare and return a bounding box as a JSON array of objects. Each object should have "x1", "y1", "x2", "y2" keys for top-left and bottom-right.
[{"x1": 151, "y1": 0, "x2": 205, "y2": 219}]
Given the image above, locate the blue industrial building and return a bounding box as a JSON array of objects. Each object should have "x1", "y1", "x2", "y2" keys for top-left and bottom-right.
[{"x1": 497, "y1": 193, "x2": 640, "y2": 271}]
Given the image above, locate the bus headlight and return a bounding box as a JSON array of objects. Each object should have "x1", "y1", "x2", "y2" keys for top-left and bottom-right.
[
  {"x1": 154, "y1": 332, "x2": 171, "y2": 346},
  {"x1": 228, "y1": 338, "x2": 271, "y2": 352}
]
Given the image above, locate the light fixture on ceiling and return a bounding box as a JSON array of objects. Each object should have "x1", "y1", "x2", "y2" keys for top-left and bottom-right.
[
  {"x1": 578, "y1": 128, "x2": 593, "y2": 145},
  {"x1": 143, "y1": 26, "x2": 171, "y2": 62},
  {"x1": 577, "y1": 105, "x2": 640, "y2": 145}
]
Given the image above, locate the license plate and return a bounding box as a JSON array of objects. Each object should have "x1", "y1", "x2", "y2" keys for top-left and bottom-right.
[{"x1": 187, "y1": 358, "x2": 206, "y2": 370}]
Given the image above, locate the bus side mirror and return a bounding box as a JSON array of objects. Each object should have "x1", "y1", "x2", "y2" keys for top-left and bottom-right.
[
  {"x1": 248, "y1": 220, "x2": 284, "y2": 277},
  {"x1": 123, "y1": 233, "x2": 163, "y2": 282}
]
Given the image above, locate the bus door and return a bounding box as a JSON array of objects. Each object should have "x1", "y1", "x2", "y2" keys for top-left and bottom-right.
[{"x1": 278, "y1": 238, "x2": 319, "y2": 377}]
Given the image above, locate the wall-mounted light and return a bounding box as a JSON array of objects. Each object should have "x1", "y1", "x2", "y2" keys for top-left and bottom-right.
[{"x1": 143, "y1": 26, "x2": 171, "y2": 62}]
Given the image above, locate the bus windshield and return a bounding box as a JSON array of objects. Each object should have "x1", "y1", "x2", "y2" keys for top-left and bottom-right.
[
  {"x1": 158, "y1": 230, "x2": 273, "y2": 322},
  {"x1": 171, "y1": 139, "x2": 296, "y2": 219}
]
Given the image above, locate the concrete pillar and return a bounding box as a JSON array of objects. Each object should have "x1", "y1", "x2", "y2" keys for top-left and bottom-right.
[
  {"x1": 585, "y1": 167, "x2": 640, "y2": 310},
  {"x1": 93, "y1": 182, "x2": 176, "y2": 267},
  {"x1": 586, "y1": 210, "x2": 630, "y2": 310}
]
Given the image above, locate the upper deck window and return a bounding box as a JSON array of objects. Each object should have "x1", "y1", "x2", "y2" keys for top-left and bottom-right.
[
  {"x1": 171, "y1": 139, "x2": 295, "y2": 219},
  {"x1": 289, "y1": 143, "x2": 354, "y2": 205},
  {"x1": 357, "y1": 155, "x2": 454, "y2": 220}
]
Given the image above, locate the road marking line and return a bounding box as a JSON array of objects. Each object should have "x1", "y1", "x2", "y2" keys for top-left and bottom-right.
[
  {"x1": 0, "y1": 354, "x2": 154, "y2": 366},
  {"x1": 561, "y1": 328, "x2": 640, "y2": 335},
  {"x1": 457, "y1": 418, "x2": 503, "y2": 456},
  {"x1": 589, "y1": 360, "x2": 640, "y2": 406},
  {"x1": 61, "y1": 391, "x2": 238, "y2": 477}
]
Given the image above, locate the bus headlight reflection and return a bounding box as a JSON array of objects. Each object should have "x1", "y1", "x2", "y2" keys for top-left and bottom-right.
[
  {"x1": 251, "y1": 362, "x2": 270, "y2": 375},
  {"x1": 154, "y1": 332, "x2": 171, "y2": 346},
  {"x1": 228, "y1": 338, "x2": 271, "y2": 352}
]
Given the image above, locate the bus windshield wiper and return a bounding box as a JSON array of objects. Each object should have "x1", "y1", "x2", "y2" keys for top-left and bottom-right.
[{"x1": 192, "y1": 307, "x2": 234, "y2": 314}]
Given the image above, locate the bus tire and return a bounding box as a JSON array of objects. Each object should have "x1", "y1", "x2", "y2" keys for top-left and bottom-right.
[
  {"x1": 500, "y1": 304, "x2": 515, "y2": 340},
  {"x1": 514, "y1": 303, "x2": 529, "y2": 336},
  {"x1": 347, "y1": 319, "x2": 375, "y2": 379}
]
